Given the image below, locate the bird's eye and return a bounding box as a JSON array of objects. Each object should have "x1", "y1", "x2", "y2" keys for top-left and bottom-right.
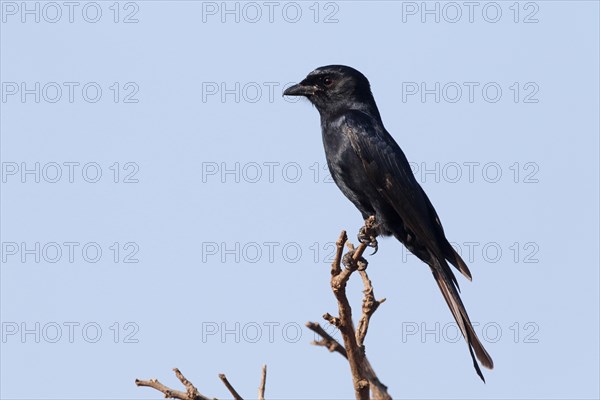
[{"x1": 322, "y1": 76, "x2": 333, "y2": 86}]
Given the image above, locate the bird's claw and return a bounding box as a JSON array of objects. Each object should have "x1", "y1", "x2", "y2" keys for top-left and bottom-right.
[
  {"x1": 358, "y1": 226, "x2": 378, "y2": 255},
  {"x1": 342, "y1": 251, "x2": 368, "y2": 271}
]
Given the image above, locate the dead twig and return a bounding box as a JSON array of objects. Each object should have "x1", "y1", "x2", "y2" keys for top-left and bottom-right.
[
  {"x1": 310, "y1": 216, "x2": 392, "y2": 400},
  {"x1": 258, "y1": 364, "x2": 267, "y2": 400},
  {"x1": 136, "y1": 219, "x2": 392, "y2": 400},
  {"x1": 306, "y1": 321, "x2": 348, "y2": 359},
  {"x1": 135, "y1": 368, "x2": 213, "y2": 400},
  {"x1": 218, "y1": 373, "x2": 243, "y2": 400},
  {"x1": 136, "y1": 366, "x2": 265, "y2": 400},
  {"x1": 356, "y1": 269, "x2": 387, "y2": 348}
]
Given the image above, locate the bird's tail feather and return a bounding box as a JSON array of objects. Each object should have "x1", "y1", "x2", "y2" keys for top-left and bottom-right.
[
  {"x1": 444, "y1": 242, "x2": 473, "y2": 282},
  {"x1": 431, "y1": 259, "x2": 494, "y2": 381}
]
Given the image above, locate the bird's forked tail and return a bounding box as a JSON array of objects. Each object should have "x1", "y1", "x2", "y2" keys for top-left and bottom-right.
[{"x1": 430, "y1": 258, "x2": 494, "y2": 381}]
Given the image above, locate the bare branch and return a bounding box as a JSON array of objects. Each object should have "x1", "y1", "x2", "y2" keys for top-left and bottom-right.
[
  {"x1": 136, "y1": 218, "x2": 394, "y2": 400},
  {"x1": 258, "y1": 364, "x2": 267, "y2": 400},
  {"x1": 325, "y1": 218, "x2": 381, "y2": 400},
  {"x1": 309, "y1": 319, "x2": 391, "y2": 400},
  {"x1": 363, "y1": 358, "x2": 392, "y2": 400},
  {"x1": 174, "y1": 368, "x2": 205, "y2": 400},
  {"x1": 356, "y1": 270, "x2": 387, "y2": 348},
  {"x1": 331, "y1": 230, "x2": 347, "y2": 276},
  {"x1": 306, "y1": 321, "x2": 348, "y2": 359},
  {"x1": 313, "y1": 217, "x2": 392, "y2": 400},
  {"x1": 135, "y1": 368, "x2": 213, "y2": 400},
  {"x1": 136, "y1": 367, "x2": 267, "y2": 400},
  {"x1": 135, "y1": 378, "x2": 190, "y2": 400},
  {"x1": 218, "y1": 373, "x2": 243, "y2": 400}
]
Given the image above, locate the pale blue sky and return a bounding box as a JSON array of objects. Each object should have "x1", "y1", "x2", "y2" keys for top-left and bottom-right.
[{"x1": 1, "y1": 1, "x2": 599, "y2": 399}]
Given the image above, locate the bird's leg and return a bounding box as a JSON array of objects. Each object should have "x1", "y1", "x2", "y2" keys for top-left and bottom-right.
[{"x1": 357, "y1": 216, "x2": 379, "y2": 255}]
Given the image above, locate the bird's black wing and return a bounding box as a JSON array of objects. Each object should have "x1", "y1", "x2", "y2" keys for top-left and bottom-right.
[
  {"x1": 340, "y1": 110, "x2": 447, "y2": 260},
  {"x1": 341, "y1": 110, "x2": 494, "y2": 379},
  {"x1": 419, "y1": 187, "x2": 473, "y2": 281}
]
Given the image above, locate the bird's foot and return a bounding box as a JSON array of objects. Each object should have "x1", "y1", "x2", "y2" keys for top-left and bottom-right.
[
  {"x1": 358, "y1": 232, "x2": 378, "y2": 255},
  {"x1": 342, "y1": 251, "x2": 368, "y2": 271},
  {"x1": 358, "y1": 217, "x2": 379, "y2": 255}
]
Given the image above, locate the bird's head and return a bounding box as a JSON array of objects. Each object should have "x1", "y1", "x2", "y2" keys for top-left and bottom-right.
[{"x1": 283, "y1": 65, "x2": 377, "y2": 115}]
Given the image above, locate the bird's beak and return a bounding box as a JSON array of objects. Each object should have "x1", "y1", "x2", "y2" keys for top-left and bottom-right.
[{"x1": 283, "y1": 82, "x2": 316, "y2": 97}]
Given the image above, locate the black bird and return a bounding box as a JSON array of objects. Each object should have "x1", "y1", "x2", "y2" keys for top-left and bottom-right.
[{"x1": 284, "y1": 65, "x2": 494, "y2": 381}]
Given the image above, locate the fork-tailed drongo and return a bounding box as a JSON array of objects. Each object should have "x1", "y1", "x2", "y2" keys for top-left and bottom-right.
[{"x1": 284, "y1": 65, "x2": 494, "y2": 381}]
